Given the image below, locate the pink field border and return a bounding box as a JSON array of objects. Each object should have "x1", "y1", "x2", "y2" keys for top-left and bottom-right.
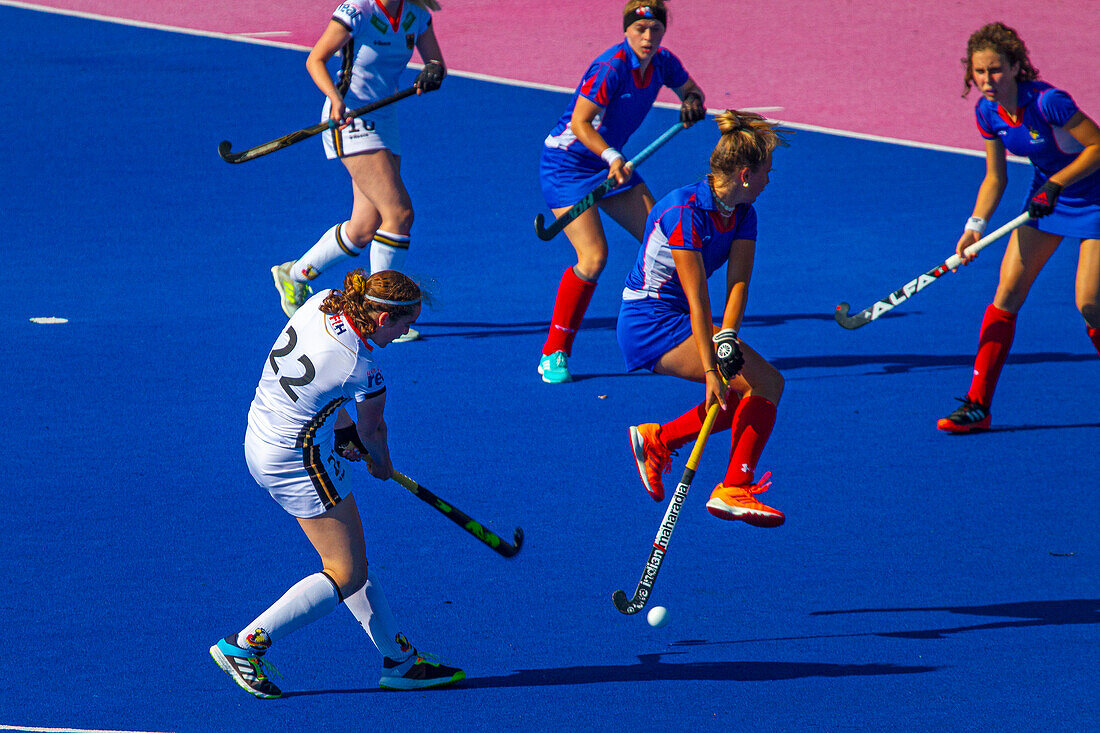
[{"x1": 10, "y1": 0, "x2": 1098, "y2": 153}]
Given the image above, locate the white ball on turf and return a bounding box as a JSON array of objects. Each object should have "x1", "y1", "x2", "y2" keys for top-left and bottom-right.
[{"x1": 646, "y1": 605, "x2": 669, "y2": 628}]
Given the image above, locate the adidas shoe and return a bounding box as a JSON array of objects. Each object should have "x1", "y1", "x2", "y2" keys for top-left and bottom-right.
[
  {"x1": 271, "y1": 261, "x2": 313, "y2": 318},
  {"x1": 209, "y1": 631, "x2": 282, "y2": 699},
  {"x1": 706, "y1": 472, "x2": 784, "y2": 527},
  {"x1": 629, "y1": 423, "x2": 674, "y2": 502},
  {"x1": 379, "y1": 651, "x2": 465, "y2": 691},
  {"x1": 537, "y1": 351, "x2": 572, "y2": 383},
  {"x1": 936, "y1": 396, "x2": 991, "y2": 433}
]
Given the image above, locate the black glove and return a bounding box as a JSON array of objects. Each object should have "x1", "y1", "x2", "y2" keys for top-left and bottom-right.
[
  {"x1": 1027, "y1": 180, "x2": 1062, "y2": 218},
  {"x1": 680, "y1": 92, "x2": 706, "y2": 125},
  {"x1": 712, "y1": 328, "x2": 744, "y2": 380},
  {"x1": 334, "y1": 424, "x2": 366, "y2": 460},
  {"x1": 414, "y1": 60, "x2": 445, "y2": 93}
]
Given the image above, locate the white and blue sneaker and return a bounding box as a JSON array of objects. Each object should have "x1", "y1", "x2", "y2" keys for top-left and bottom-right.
[
  {"x1": 379, "y1": 651, "x2": 464, "y2": 691},
  {"x1": 537, "y1": 351, "x2": 572, "y2": 383},
  {"x1": 209, "y1": 629, "x2": 282, "y2": 699}
]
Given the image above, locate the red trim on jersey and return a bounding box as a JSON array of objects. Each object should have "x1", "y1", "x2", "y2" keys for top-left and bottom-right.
[
  {"x1": 341, "y1": 310, "x2": 374, "y2": 350},
  {"x1": 975, "y1": 117, "x2": 995, "y2": 140},
  {"x1": 632, "y1": 61, "x2": 655, "y2": 88},
  {"x1": 996, "y1": 104, "x2": 1025, "y2": 127},
  {"x1": 376, "y1": 0, "x2": 404, "y2": 31},
  {"x1": 709, "y1": 209, "x2": 739, "y2": 233},
  {"x1": 579, "y1": 64, "x2": 612, "y2": 107}
]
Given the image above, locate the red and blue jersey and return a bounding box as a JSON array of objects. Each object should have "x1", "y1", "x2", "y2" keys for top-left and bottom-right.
[
  {"x1": 543, "y1": 39, "x2": 689, "y2": 165},
  {"x1": 622, "y1": 179, "x2": 758, "y2": 310},
  {"x1": 976, "y1": 80, "x2": 1100, "y2": 203}
]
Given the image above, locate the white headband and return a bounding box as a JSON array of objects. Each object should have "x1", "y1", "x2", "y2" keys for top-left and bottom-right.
[{"x1": 364, "y1": 294, "x2": 420, "y2": 306}]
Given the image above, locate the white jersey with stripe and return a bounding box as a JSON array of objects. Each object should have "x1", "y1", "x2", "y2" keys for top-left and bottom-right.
[
  {"x1": 332, "y1": 0, "x2": 433, "y2": 105},
  {"x1": 247, "y1": 290, "x2": 386, "y2": 450}
]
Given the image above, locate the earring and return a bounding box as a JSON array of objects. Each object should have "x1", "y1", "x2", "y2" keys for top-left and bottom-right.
[{"x1": 742, "y1": 181, "x2": 749, "y2": 187}]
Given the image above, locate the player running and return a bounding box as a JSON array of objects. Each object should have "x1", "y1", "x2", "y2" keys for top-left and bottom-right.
[
  {"x1": 537, "y1": 0, "x2": 705, "y2": 383},
  {"x1": 210, "y1": 269, "x2": 463, "y2": 697},
  {"x1": 937, "y1": 22, "x2": 1100, "y2": 433},
  {"x1": 620, "y1": 110, "x2": 790, "y2": 527},
  {"x1": 271, "y1": 0, "x2": 446, "y2": 344}
]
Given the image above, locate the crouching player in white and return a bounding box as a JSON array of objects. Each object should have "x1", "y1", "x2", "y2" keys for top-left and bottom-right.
[{"x1": 210, "y1": 269, "x2": 463, "y2": 697}]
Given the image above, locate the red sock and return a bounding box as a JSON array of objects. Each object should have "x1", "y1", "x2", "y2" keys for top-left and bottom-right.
[
  {"x1": 723, "y1": 396, "x2": 777, "y2": 486},
  {"x1": 543, "y1": 267, "x2": 596, "y2": 356},
  {"x1": 660, "y1": 398, "x2": 737, "y2": 452},
  {"x1": 1089, "y1": 325, "x2": 1100, "y2": 358},
  {"x1": 967, "y1": 304, "x2": 1017, "y2": 407}
]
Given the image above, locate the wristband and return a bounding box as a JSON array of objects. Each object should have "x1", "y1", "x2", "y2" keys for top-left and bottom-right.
[
  {"x1": 711, "y1": 328, "x2": 738, "y2": 343},
  {"x1": 601, "y1": 147, "x2": 625, "y2": 166},
  {"x1": 965, "y1": 216, "x2": 987, "y2": 235}
]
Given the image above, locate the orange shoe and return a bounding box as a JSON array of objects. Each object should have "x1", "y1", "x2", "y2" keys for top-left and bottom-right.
[
  {"x1": 629, "y1": 423, "x2": 673, "y2": 502},
  {"x1": 936, "y1": 397, "x2": 991, "y2": 433},
  {"x1": 706, "y1": 472, "x2": 784, "y2": 527}
]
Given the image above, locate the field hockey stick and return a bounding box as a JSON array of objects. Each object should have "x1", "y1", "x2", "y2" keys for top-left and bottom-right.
[
  {"x1": 388, "y1": 468, "x2": 523, "y2": 558},
  {"x1": 533, "y1": 121, "x2": 686, "y2": 240},
  {"x1": 612, "y1": 391, "x2": 726, "y2": 615},
  {"x1": 834, "y1": 212, "x2": 1031, "y2": 329},
  {"x1": 218, "y1": 87, "x2": 418, "y2": 164}
]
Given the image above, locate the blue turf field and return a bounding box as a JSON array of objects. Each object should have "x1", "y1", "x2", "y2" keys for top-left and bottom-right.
[{"x1": 1, "y1": 6, "x2": 1097, "y2": 732}]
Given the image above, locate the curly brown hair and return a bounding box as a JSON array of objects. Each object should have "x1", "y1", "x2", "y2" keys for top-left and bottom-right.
[
  {"x1": 961, "y1": 22, "x2": 1040, "y2": 97},
  {"x1": 709, "y1": 110, "x2": 791, "y2": 181},
  {"x1": 320, "y1": 269, "x2": 421, "y2": 336}
]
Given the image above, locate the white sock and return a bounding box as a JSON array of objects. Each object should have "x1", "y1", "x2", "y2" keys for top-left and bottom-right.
[
  {"x1": 369, "y1": 230, "x2": 410, "y2": 274},
  {"x1": 237, "y1": 572, "x2": 341, "y2": 648},
  {"x1": 343, "y1": 572, "x2": 414, "y2": 661},
  {"x1": 292, "y1": 222, "x2": 365, "y2": 283}
]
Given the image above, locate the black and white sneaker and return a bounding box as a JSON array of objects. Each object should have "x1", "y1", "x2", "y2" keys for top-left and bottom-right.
[
  {"x1": 936, "y1": 396, "x2": 991, "y2": 433},
  {"x1": 209, "y1": 631, "x2": 282, "y2": 699},
  {"x1": 379, "y1": 651, "x2": 464, "y2": 690}
]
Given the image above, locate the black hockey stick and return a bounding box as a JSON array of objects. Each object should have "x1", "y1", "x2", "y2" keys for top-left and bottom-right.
[
  {"x1": 218, "y1": 87, "x2": 418, "y2": 164},
  {"x1": 835, "y1": 212, "x2": 1030, "y2": 329},
  {"x1": 612, "y1": 396, "x2": 724, "y2": 614},
  {"x1": 534, "y1": 121, "x2": 685, "y2": 240},
  {"x1": 390, "y1": 468, "x2": 523, "y2": 558}
]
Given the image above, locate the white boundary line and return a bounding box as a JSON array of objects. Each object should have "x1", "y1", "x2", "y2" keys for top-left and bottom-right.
[
  {"x1": 0, "y1": 726, "x2": 173, "y2": 733},
  {"x1": 0, "y1": 0, "x2": 1030, "y2": 165}
]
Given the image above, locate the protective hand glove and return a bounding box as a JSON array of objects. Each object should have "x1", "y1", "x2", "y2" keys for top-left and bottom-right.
[
  {"x1": 334, "y1": 424, "x2": 366, "y2": 461},
  {"x1": 414, "y1": 60, "x2": 445, "y2": 93},
  {"x1": 712, "y1": 328, "x2": 744, "y2": 380},
  {"x1": 680, "y1": 92, "x2": 706, "y2": 125},
  {"x1": 1027, "y1": 180, "x2": 1062, "y2": 218}
]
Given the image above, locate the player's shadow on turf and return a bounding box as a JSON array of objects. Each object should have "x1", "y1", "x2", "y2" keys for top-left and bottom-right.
[
  {"x1": 281, "y1": 652, "x2": 935, "y2": 696},
  {"x1": 773, "y1": 351, "x2": 1097, "y2": 375},
  {"x1": 422, "y1": 312, "x2": 837, "y2": 339},
  {"x1": 810, "y1": 598, "x2": 1100, "y2": 640},
  {"x1": 671, "y1": 599, "x2": 1100, "y2": 647}
]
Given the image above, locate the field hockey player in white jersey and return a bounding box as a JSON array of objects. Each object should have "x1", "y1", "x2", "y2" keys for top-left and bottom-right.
[
  {"x1": 211, "y1": 269, "x2": 464, "y2": 697},
  {"x1": 272, "y1": 0, "x2": 446, "y2": 344}
]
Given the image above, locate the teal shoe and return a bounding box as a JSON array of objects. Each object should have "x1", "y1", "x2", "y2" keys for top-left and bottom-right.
[{"x1": 537, "y1": 351, "x2": 572, "y2": 383}]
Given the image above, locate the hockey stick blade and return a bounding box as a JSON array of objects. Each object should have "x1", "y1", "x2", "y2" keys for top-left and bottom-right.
[
  {"x1": 834, "y1": 302, "x2": 870, "y2": 329},
  {"x1": 611, "y1": 589, "x2": 636, "y2": 613},
  {"x1": 217, "y1": 140, "x2": 239, "y2": 163}
]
